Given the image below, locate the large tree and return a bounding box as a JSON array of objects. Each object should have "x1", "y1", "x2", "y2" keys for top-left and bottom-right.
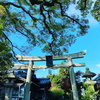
[
  {"x1": 0, "y1": 5, "x2": 14, "y2": 77},
  {"x1": 0, "y1": 0, "x2": 99, "y2": 55}
]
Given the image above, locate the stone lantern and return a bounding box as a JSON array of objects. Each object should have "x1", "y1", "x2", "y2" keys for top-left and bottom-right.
[
  {"x1": 82, "y1": 67, "x2": 96, "y2": 80},
  {"x1": 4, "y1": 71, "x2": 16, "y2": 100},
  {"x1": 82, "y1": 67, "x2": 97, "y2": 99}
]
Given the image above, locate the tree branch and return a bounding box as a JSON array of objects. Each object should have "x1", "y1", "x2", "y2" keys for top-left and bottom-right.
[
  {"x1": 2, "y1": 32, "x2": 16, "y2": 57},
  {"x1": 29, "y1": 0, "x2": 84, "y2": 28},
  {"x1": 57, "y1": 2, "x2": 84, "y2": 27},
  {"x1": 0, "y1": 2, "x2": 37, "y2": 21},
  {"x1": 2, "y1": 32, "x2": 26, "y2": 56},
  {"x1": 30, "y1": 0, "x2": 57, "y2": 6},
  {"x1": 3, "y1": 5, "x2": 30, "y2": 38},
  {"x1": 40, "y1": 4, "x2": 56, "y2": 41}
]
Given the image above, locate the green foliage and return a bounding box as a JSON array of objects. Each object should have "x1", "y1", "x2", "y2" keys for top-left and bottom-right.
[
  {"x1": 47, "y1": 68, "x2": 85, "y2": 99},
  {"x1": 0, "y1": 0, "x2": 99, "y2": 55},
  {"x1": 0, "y1": 40, "x2": 13, "y2": 77},
  {"x1": 46, "y1": 74, "x2": 55, "y2": 81},
  {"x1": 59, "y1": 67, "x2": 69, "y2": 76},
  {"x1": 49, "y1": 86, "x2": 64, "y2": 100},
  {"x1": 58, "y1": 67, "x2": 71, "y2": 95},
  {"x1": 81, "y1": 82, "x2": 98, "y2": 100},
  {"x1": 47, "y1": 67, "x2": 71, "y2": 98},
  {"x1": 0, "y1": 5, "x2": 6, "y2": 29},
  {"x1": 0, "y1": 5, "x2": 5, "y2": 16},
  {"x1": 0, "y1": 5, "x2": 13, "y2": 76},
  {"x1": 47, "y1": 74, "x2": 62, "y2": 87},
  {"x1": 91, "y1": 0, "x2": 100, "y2": 21},
  {"x1": 0, "y1": 0, "x2": 95, "y2": 55}
]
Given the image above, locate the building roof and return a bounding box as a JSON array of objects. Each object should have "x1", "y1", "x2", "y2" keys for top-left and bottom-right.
[
  {"x1": 37, "y1": 78, "x2": 51, "y2": 88},
  {"x1": 7, "y1": 69, "x2": 51, "y2": 88},
  {"x1": 94, "y1": 74, "x2": 100, "y2": 83},
  {"x1": 82, "y1": 67, "x2": 96, "y2": 78}
]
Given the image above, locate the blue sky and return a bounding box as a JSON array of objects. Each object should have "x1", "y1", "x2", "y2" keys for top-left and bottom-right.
[
  {"x1": 26, "y1": 18, "x2": 100, "y2": 78},
  {"x1": 68, "y1": 20, "x2": 100, "y2": 76}
]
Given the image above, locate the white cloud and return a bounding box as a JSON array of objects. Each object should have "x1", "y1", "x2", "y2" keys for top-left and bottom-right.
[
  {"x1": 88, "y1": 15, "x2": 99, "y2": 27},
  {"x1": 67, "y1": 4, "x2": 81, "y2": 15},
  {"x1": 97, "y1": 64, "x2": 100, "y2": 67},
  {"x1": 66, "y1": 3, "x2": 99, "y2": 28},
  {"x1": 67, "y1": 5, "x2": 99, "y2": 26}
]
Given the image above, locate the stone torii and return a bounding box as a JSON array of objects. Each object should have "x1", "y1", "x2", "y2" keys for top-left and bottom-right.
[{"x1": 16, "y1": 50, "x2": 86, "y2": 100}]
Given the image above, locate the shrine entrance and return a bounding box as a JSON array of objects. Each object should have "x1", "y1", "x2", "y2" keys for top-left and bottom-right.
[{"x1": 16, "y1": 50, "x2": 86, "y2": 100}]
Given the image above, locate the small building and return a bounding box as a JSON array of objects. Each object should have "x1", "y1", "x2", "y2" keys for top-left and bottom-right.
[
  {"x1": 0, "y1": 66, "x2": 51, "y2": 100},
  {"x1": 31, "y1": 78, "x2": 51, "y2": 100}
]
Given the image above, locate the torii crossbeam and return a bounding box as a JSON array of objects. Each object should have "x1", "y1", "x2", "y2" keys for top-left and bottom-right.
[{"x1": 16, "y1": 50, "x2": 86, "y2": 61}]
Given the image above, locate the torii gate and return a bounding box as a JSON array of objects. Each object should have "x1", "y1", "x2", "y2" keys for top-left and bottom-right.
[{"x1": 16, "y1": 50, "x2": 86, "y2": 100}]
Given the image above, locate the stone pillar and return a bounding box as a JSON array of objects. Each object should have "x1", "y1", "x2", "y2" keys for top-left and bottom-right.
[
  {"x1": 69, "y1": 66, "x2": 79, "y2": 100},
  {"x1": 24, "y1": 60, "x2": 33, "y2": 100}
]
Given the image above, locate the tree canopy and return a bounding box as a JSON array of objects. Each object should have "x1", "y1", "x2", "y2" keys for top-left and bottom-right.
[
  {"x1": 0, "y1": 40, "x2": 14, "y2": 77},
  {"x1": 0, "y1": 0, "x2": 100, "y2": 55},
  {"x1": 0, "y1": 5, "x2": 14, "y2": 77}
]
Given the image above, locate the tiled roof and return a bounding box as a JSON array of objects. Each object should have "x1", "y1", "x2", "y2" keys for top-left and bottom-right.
[
  {"x1": 94, "y1": 74, "x2": 100, "y2": 82},
  {"x1": 37, "y1": 78, "x2": 50, "y2": 85}
]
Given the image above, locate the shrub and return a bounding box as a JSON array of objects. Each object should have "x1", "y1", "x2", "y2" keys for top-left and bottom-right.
[{"x1": 49, "y1": 87, "x2": 64, "y2": 100}]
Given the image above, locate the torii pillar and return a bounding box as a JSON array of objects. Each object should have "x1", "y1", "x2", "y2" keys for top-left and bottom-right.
[{"x1": 24, "y1": 60, "x2": 33, "y2": 100}]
